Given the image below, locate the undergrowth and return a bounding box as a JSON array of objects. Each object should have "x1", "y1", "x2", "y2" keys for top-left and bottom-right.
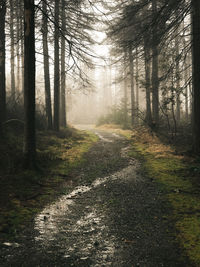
[
  {"x1": 96, "y1": 104, "x2": 132, "y2": 129},
  {"x1": 99, "y1": 124, "x2": 200, "y2": 266},
  {"x1": 0, "y1": 127, "x2": 98, "y2": 242}
]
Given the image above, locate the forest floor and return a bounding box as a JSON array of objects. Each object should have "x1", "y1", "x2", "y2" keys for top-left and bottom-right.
[
  {"x1": 0, "y1": 127, "x2": 98, "y2": 242},
  {"x1": 1, "y1": 125, "x2": 198, "y2": 266}
]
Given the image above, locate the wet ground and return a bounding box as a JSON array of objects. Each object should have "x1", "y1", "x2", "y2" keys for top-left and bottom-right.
[{"x1": 0, "y1": 127, "x2": 189, "y2": 266}]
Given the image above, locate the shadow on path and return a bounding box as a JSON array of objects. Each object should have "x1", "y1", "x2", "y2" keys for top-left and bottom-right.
[{"x1": 0, "y1": 126, "x2": 191, "y2": 266}]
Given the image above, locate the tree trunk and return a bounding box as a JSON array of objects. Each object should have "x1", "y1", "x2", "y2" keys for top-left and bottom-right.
[
  {"x1": 185, "y1": 56, "x2": 190, "y2": 121},
  {"x1": 135, "y1": 47, "x2": 139, "y2": 124},
  {"x1": 9, "y1": 0, "x2": 16, "y2": 102},
  {"x1": 53, "y1": 0, "x2": 60, "y2": 131},
  {"x1": 42, "y1": 0, "x2": 53, "y2": 130},
  {"x1": 21, "y1": 4, "x2": 24, "y2": 94},
  {"x1": 144, "y1": 43, "x2": 152, "y2": 126},
  {"x1": 129, "y1": 45, "x2": 135, "y2": 126},
  {"x1": 114, "y1": 65, "x2": 117, "y2": 112},
  {"x1": 109, "y1": 59, "x2": 113, "y2": 107},
  {"x1": 16, "y1": 0, "x2": 20, "y2": 91},
  {"x1": 152, "y1": 0, "x2": 159, "y2": 126},
  {"x1": 0, "y1": 0, "x2": 6, "y2": 136},
  {"x1": 171, "y1": 87, "x2": 177, "y2": 140},
  {"x1": 175, "y1": 28, "x2": 181, "y2": 123},
  {"x1": 123, "y1": 52, "x2": 128, "y2": 128},
  {"x1": 60, "y1": 0, "x2": 67, "y2": 128},
  {"x1": 182, "y1": 20, "x2": 189, "y2": 121},
  {"x1": 24, "y1": 0, "x2": 36, "y2": 167},
  {"x1": 191, "y1": 0, "x2": 200, "y2": 153},
  {"x1": 189, "y1": 53, "x2": 193, "y2": 118}
]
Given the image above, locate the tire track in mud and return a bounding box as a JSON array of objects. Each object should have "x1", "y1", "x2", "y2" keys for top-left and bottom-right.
[{"x1": 0, "y1": 127, "x2": 190, "y2": 266}]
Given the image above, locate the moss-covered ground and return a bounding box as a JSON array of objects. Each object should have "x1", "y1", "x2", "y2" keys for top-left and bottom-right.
[
  {"x1": 0, "y1": 127, "x2": 98, "y2": 242},
  {"x1": 99, "y1": 124, "x2": 200, "y2": 266}
]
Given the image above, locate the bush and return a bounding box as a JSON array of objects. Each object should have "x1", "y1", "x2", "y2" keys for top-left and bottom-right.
[
  {"x1": 6, "y1": 93, "x2": 47, "y2": 131},
  {"x1": 97, "y1": 105, "x2": 131, "y2": 129}
]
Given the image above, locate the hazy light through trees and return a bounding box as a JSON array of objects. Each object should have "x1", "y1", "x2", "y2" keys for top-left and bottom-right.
[{"x1": 2, "y1": 0, "x2": 199, "y2": 152}]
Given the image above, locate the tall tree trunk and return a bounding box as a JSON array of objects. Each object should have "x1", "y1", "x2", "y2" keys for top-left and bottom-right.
[
  {"x1": 9, "y1": 0, "x2": 16, "y2": 101},
  {"x1": 191, "y1": 0, "x2": 200, "y2": 153},
  {"x1": 129, "y1": 45, "x2": 135, "y2": 126},
  {"x1": 171, "y1": 85, "x2": 177, "y2": 139},
  {"x1": 0, "y1": 0, "x2": 6, "y2": 136},
  {"x1": 188, "y1": 51, "x2": 193, "y2": 118},
  {"x1": 109, "y1": 59, "x2": 113, "y2": 107},
  {"x1": 135, "y1": 47, "x2": 139, "y2": 124},
  {"x1": 152, "y1": 0, "x2": 159, "y2": 126},
  {"x1": 16, "y1": 0, "x2": 20, "y2": 91},
  {"x1": 42, "y1": 0, "x2": 53, "y2": 130},
  {"x1": 123, "y1": 52, "x2": 128, "y2": 128},
  {"x1": 182, "y1": 20, "x2": 189, "y2": 121},
  {"x1": 185, "y1": 56, "x2": 190, "y2": 121},
  {"x1": 24, "y1": 0, "x2": 36, "y2": 167},
  {"x1": 60, "y1": 0, "x2": 67, "y2": 128},
  {"x1": 114, "y1": 65, "x2": 117, "y2": 112},
  {"x1": 21, "y1": 4, "x2": 24, "y2": 94},
  {"x1": 175, "y1": 27, "x2": 181, "y2": 123},
  {"x1": 53, "y1": 0, "x2": 60, "y2": 131},
  {"x1": 144, "y1": 43, "x2": 152, "y2": 126}
]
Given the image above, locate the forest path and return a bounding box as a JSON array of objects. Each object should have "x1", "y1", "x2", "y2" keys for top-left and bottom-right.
[{"x1": 0, "y1": 126, "x2": 187, "y2": 266}]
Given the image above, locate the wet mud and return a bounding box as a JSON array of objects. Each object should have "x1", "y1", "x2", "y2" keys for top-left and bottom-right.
[{"x1": 0, "y1": 127, "x2": 189, "y2": 266}]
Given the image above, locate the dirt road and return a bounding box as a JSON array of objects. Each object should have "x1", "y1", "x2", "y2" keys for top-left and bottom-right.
[{"x1": 0, "y1": 127, "x2": 189, "y2": 266}]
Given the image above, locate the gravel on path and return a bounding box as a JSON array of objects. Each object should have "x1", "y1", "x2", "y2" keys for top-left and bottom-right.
[{"x1": 0, "y1": 127, "x2": 190, "y2": 266}]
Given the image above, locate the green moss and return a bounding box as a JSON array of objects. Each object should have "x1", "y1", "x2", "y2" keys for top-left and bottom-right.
[
  {"x1": 144, "y1": 158, "x2": 193, "y2": 191},
  {"x1": 135, "y1": 143, "x2": 200, "y2": 265},
  {"x1": 104, "y1": 125, "x2": 200, "y2": 266},
  {"x1": 0, "y1": 127, "x2": 98, "y2": 242},
  {"x1": 176, "y1": 215, "x2": 200, "y2": 265}
]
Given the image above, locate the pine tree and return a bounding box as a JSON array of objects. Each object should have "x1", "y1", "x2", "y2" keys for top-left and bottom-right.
[
  {"x1": 0, "y1": 0, "x2": 6, "y2": 136},
  {"x1": 42, "y1": 0, "x2": 53, "y2": 130},
  {"x1": 53, "y1": 0, "x2": 60, "y2": 131},
  {"x1": 192, "y1": 0, "x2": 200, "y2": 153},
  {"x1": 23, "y1": 0, "x2": 36, "y2": 167}
]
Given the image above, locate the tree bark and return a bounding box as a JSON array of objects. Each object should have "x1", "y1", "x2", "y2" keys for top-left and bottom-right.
[
  {"x1": 60, "y1": 0, "x2": 67, "y2": 128},
  {"x1": 53, "y1": 0, "x2": 60, "y2": 131},
  {"x1": 42, "y1": 0, "x2": 53, "y2": 130},
  {"x1": 109, "y1": 59, "x2": 113, "y2": 107},
  {"x1": 9, "y1": 0, "x2": 16, "y2": 101},
  {"x1": 144, "y1": 42, "x2": 152, "y2": 126},
  {"x1": 152, "y1": 0, "x2": 159, "y2": 126},
  {"x1": 182, "y1": 20, "x2": 189, "y2": 121},
  {"x1": 175, "y1": 27, "x2": 181, "y2": 123},
  {"x1": 0, "y1": 0, "x2": 6, "y2": 136},
  {"x1": 16, "y1": 0, "x2": 20, "y2": 91},
  {"x1": 123, "y1": 52, "x2": 128, "y2": 128},
  {"x1": 129, "y1": 45, "x2": 135, "y2": 126},
  {"x1": 21, "y1": 4, "x2": 24, "y2": 94},
  {"x1": 191, "y1": 0, "x2": 200, "y2": 153},
  {"x1": 24, "y1": 0, "x2": 36, "y2": 167},
  {"x1": 185, "y1": 55, "x2": 190, "y2": 121},
  {"x1": 114, "y1": 65, "x2": 117, "y2": 112},
  {"x1": 135, "y1": 47, "x2": 139, "y2": 124}
]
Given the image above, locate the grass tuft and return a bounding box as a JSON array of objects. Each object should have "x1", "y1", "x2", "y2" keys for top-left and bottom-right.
[{"x1": 0, "y1": 126, "x2": 98, "y2": 241}]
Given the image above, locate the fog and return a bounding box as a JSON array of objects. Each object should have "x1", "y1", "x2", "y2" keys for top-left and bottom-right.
[{"x1": 4, "y1": 0, "x2": 191, "y2": 129}]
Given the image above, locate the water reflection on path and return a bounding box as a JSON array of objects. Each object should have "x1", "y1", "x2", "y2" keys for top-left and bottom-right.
[
  {"x1": 34, "y1": 142, "x2": 137, "y2": 265},
  {"x1": 34, "y1": 173, "x2": 119, "y2": 265}
]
